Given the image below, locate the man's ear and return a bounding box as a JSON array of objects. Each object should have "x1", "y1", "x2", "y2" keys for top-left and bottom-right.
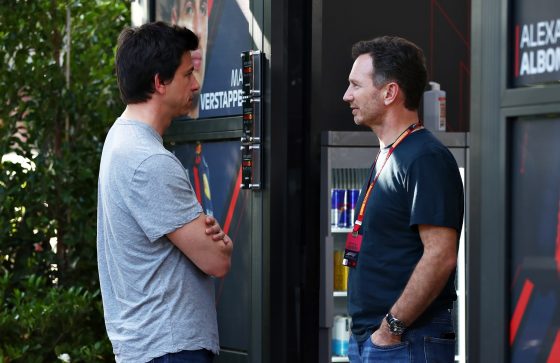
[
  {"x1": 383, "y1": 82, "x2": 399, "y2": 105},
  {"x1": 154, "y1": 73, "x2": 166, "y2": 95}
]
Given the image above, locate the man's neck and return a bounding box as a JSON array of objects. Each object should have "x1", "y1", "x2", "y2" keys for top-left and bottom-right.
[
  {"x1": 120, "y1": 102, "x2": 172, "y2": 136},
  {"x1": 373, "y1": 108, "x2": 420, "y2": 148}
]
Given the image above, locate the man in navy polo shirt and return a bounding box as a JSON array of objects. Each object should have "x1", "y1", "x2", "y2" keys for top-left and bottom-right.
[{"x1": 342, "y1": 36, "x2": 464, "y2": 363}]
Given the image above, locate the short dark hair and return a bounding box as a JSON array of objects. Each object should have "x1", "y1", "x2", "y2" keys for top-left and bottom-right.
[
  {"x1": 351, "y1": 36, "x2": 427, "y2": 110},
  {"x1": 115, "y1": 21, "x2": 199, "y2": 104}
]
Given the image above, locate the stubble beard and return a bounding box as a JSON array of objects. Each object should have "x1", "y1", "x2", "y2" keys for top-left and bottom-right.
[{"x1": 188, "y1": 92, "x2": 200, "y2": 118}]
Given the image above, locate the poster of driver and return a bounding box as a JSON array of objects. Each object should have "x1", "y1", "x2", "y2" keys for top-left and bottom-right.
[
  {"x1": 156, "y1": 2, "x2": 254, "y2": 347},
  {"x1": 156, "y1": 0, "x2": 251, "y2": 119}
]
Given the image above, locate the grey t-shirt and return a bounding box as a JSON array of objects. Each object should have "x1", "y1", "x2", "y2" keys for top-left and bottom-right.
[{"x1": 97, "y1": 118, "x2": 219, "y2": 363}]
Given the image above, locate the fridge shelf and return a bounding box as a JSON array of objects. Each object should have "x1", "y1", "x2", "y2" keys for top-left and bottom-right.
[
  {"x1": 333, "y1": 291, "x2": 347, "y2": 297},
  {"x1": 332, "y1": 356, "x2": 349, "y2": 362},
  {"x1": 331, "y1": 227, "x2": 352, "y2": 233}
]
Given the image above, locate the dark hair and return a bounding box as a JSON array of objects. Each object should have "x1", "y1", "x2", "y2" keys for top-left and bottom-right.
[
  {"x1": 115, "y1": 21, "x2": 198, "y2": 104},
  {"x1": 351, "y1": 36, "x2": 427, "y2": 110}
]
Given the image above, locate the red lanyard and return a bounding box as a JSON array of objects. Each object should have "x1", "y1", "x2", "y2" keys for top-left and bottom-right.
[{"x1": 352, "y1": 123, "x2": 420, "y2": 236}]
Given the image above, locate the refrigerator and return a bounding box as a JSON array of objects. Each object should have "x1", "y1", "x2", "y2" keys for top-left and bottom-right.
[{"x1": 319, "y1": 131, "x2": 469, "y2": 363}]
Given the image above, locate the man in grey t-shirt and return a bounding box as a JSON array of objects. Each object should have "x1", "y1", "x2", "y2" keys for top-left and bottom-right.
[{"x1": 97, "y1": 22, "x2": 233, "y2": 363}]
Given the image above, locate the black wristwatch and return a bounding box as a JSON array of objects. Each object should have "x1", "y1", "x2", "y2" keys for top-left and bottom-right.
[{"x1": 385, "y1": 312, "x2": 407, "y2": 335}]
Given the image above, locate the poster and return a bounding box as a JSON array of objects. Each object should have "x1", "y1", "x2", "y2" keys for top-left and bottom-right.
[
  {"x1": 172, "y1": 139, "x2": 251, "y2": 349},
  {"x1": 509, "y1": 116, "x2": 560, "y2": 363},
  {"x1": 511, "y1": 0, "x2": 560, "y2": 87},
  {"x1": 156, "y1": 1, "x2": 254, "y2": 351},
  {"x1": 156, "y1": 0, "x2": 251, "y2": 119}
]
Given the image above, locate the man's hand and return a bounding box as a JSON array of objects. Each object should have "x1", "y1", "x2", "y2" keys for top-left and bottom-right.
[
  {"x1": 204, "y1": 215, "x2": 230, "y2": 244},
  {"x1": 371, "y1": 320, "x2": 402, "y2": 346}
]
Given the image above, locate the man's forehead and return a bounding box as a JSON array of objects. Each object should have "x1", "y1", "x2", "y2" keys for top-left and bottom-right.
[
  {"x1": 350, "y1": 55, "x2": 373, "y2": 77},
  {"x1": 178, "y1": 52, "x2": 194, "y2": 68},
  {"x1": 354, "y1": 54, "x2": 373, "y2": 69}
]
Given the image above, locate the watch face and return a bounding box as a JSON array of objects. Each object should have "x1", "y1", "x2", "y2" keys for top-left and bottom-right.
[
  {"x1": 386, "y1": 313, "x2": 406, "y2": 335},
  {"x1": 390, "y1": 323, "x2": 405, "y2": 334}
]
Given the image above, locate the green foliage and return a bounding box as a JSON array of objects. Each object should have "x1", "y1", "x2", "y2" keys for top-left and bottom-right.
[
  {"x1": 0, "y1": 0, "x2": 129, "y2": 286},
  {"x1": 0, "y1": 0, "x2": 130, "y2": 361},
  {"x1": 0, "y1": 273, "x2": 112, "y2": 362}
]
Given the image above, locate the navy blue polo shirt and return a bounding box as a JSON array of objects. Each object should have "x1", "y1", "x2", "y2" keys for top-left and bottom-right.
[{"x1": 347, "y1": 129, "x2": 464, "y2": 336}]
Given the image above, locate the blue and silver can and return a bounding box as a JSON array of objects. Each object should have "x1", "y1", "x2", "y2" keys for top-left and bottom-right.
[
  {"x1": 346, "y1": 189, "x2": 359, "y2": 227},
  {"x1": 337, "y1": 189, "x2": 348, "y2": 228},
  {"x1": 331, "y1": 189, "x2": 341, "y2": 227}
]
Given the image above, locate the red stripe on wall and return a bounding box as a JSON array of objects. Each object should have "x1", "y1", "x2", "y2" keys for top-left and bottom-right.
[
  {"x1": 433, "y1": 0, "x2": 470, "y2": 49},
  {"x1": 510, "y1": 279, "x2": 534, "y2": 345},
  {"x1": 546, "y1": 330, "x2": 560, "y2": 363},
  {"x1": 223, "y1": 166, "x2": 242, "y2": 234},
  {"x1": 193, "y1": 167, "x2": 202, "y2": 204},
  {"x1": 215, "y1": 166, "x2": 241, "y2": 306}
]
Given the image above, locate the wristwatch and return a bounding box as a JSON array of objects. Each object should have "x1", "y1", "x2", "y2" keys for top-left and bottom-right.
[{"x1": 385, "y1": 312, "x2": 407, "y2": 335}]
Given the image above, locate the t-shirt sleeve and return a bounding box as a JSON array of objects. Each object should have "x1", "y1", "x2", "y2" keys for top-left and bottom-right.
[
  {"x1": 126, "y1": 153, "x2": 203, "y2": 242},
  {"x1": 407, "y1": 150, "x2": 464, "y2": 232}
]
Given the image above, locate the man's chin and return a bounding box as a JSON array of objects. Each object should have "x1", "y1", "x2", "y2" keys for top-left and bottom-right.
[
  {"x1": 188, "y1": 94, "x2": 200, "y2": 118},
  {"x1": 188, "y1": 107, "x2": 199, "y2": 119}
]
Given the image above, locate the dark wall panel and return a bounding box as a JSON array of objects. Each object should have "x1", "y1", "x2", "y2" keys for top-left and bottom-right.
[{"x1": 316, "y1": 0, "x2": 470, "y2": 132}]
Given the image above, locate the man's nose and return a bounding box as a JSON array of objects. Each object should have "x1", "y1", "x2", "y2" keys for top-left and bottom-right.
[
  {"x1": 192, "y1": 76, "x2": 200, "y2": 92},
  {"x1": 193, "y1": 12, "x2": 203, "y2": 38},
  {"x1": 343, "y1": 88, "x2": 352, "y2": 103}
]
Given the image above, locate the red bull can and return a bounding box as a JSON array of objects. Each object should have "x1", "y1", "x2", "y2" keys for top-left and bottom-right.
[
  {"x1": 331, "y1": 189, "x2": 346, "y2": 227},
  {"x1": 346, "y1": 189, "x2": 359, "y2": 227}
]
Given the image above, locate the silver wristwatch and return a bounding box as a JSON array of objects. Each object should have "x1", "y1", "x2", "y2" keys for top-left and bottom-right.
[{"x1": 385, "y1": 312, "x2": 407, "y2": 335}]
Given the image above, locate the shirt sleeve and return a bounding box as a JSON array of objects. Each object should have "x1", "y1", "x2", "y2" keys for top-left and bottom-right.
[
  {"x1": 126, "y1": 153, "x2": 203, "y2": 242},
  {"x1": 407, "y1": 150, "x2": 464, "y2": 232}
]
